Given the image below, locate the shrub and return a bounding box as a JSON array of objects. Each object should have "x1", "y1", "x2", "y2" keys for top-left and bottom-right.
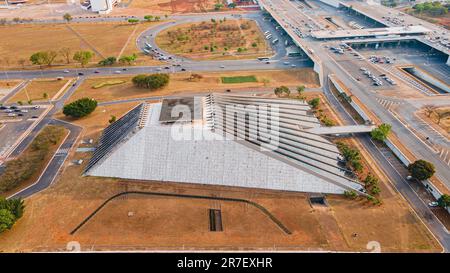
[
  {"x1": 98, "y1": 56, "x2": 117, "y2": 66},
  {"x1": 344, "y1": 190, "x2": 358, "y2": 199},
  {"x1": 308, "y1": 98, "x2": 320, "y2": 109},
  {"x1": 438, "y1": 194, "x2": 450, "y2": 208},
  {"x1": 336, "y1": 142, "x2": 363, "y2": 174},
  {"x1": 63, "y1": 98, "x2": 97, "y2": 118},
  {"x1": 274, "y1": 86, "x2": 290, "y2": 97},
  {"x1": 371, "y1": 123, "x2": 392, "y2": 142}
]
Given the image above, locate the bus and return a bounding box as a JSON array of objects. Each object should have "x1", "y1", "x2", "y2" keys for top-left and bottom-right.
[
  {"x1": 272, "y1": 38, "x2": 279, "y2": 44},
  {"x1": 266, "y1": 34, "x2": 272, "y2": 40},
  {"x1": 145, "y1": 42, "x2": 152, "y2": 49},
  {"x1": 264, "y1": 31, "x2": 270, "y2": 35}
]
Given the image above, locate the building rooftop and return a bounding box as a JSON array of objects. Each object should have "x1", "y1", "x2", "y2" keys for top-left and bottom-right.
[
  {"x1": 85, "y1": 94, "x2": 365, "y2": 194},
  {"x1": 311, "y1": 25, "x2": 431, "y2": 40}
]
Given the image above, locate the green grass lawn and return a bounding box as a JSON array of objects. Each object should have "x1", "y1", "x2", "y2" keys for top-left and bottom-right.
[{"x1": 221, "y1": 75, "x2": 258, "y2": 84}]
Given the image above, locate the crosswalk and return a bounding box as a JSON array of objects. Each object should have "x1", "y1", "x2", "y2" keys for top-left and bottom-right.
[
  {"x1": 379, "y1": 64, "x2": 435, "y2": 96},
  {"x1": 437, "y1": 148, "x2": 450, "y2": 166},
  {"x1": 415, "y1": 117, "x2": 449, "y2": 145},
  {"x1": 55, "y1": 148, "x2": 69, "y2": 155},
  {"x1": 376, "y1": 98, "x2": 403, "y2": 110}
]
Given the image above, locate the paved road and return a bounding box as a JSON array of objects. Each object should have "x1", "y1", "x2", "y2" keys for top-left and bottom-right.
[
  {"x1": 6, "y1": 78, "x2": 85, "y2": 199},
  {"x1": 8, "y1": 119, "x2": 82, "y2": 199},
  {"x1": 0, "y1": 80, "x2": 29, "y2": 104}
]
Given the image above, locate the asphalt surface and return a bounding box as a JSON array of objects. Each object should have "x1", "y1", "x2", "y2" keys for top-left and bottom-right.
[
  {"x1": 259, "y1": 0, "x2": 449, "y2": 251},
  {"x1": 1, "y1": 4, "x2": 449, "y2": 251},
  {"x1": 8, "y1": 119, "x2": 82, "y2": 199}
]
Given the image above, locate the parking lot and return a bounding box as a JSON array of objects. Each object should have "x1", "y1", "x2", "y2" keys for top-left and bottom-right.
[
  {"x1": 352, "y1": 43, "x2": 450, "y2": 88},
  {"x1": 0, "y1": 105, "x2": 48, "y2": 158},
  {"x1": 326, "y1": 43, "x2": 397, "y2": 92}
]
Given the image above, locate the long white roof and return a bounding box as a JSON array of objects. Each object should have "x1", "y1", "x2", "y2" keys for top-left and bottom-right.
[{"x1": 85, "y1": 94, "x2": 365, "y2": 194}]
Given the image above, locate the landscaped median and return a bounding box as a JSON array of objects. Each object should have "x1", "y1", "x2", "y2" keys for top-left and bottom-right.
[{"x1": 0, "y1": 125, "x2": 68, "y2": 197}]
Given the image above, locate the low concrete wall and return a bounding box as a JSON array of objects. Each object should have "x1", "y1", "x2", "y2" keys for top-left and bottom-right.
[
  {"x1": 405, "y1": 67, "x2": 450, "y2": 94},
  {"x1": 385, "y1": 138, "x2": 449, "y2": 213},
  {"x1": 328, "y1": 75, "x2": 371, "y2": 123},
  {"x1": 317, "y1": 0, "x2": 340, "y2": 8}
]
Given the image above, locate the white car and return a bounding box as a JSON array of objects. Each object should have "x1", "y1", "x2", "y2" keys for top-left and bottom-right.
[
  {"x1": 428, "y1": 202, "x2": 439, "y2": 207},
  {"x1": 114, "y1": 70, "x2": 121, "y2": 74},
  {"x1": 220, "y1": 65, "x2": 225, "y2": 68},
  {"x1": 63, "y1": 70, "x2": 70, "y2": 73}
]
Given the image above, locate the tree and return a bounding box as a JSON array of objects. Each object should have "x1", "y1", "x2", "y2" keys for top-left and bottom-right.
[
  {"x1": 63, "y1": 13, "x2": 73, "y2": 23},
  {"x1": 44, "y1": 51, "x2": 58, "y2": 67},
  {"x1": 0, "y1": 209, "x2": 15, "y2": 233},
  {"x1": 154, "y1": 16, "x2": 161, "y2": 21},
  {"x1": 408, "y1": 159, "x2": 435, "y2": 181},
  {"x1": 128, "y1": 18, "x2": 140, "y2": 24},
  {"x1": 370, "y1": 123, "x2": 392, "y2": 142},
  {"x1": 423, "y1": 104, "x2": 437, "y2": 117},
  {"x1": 60, "y1": 47, "x2": 71, "y2": 64},
  {"x1": 438, "y1": 194, "x2": 450, "y2": 209},
  {"x1": 63, "y1": 98, "x2": 98, "y2": 118},
  {"x1": 73, "y1": 51, "x2": 94, "y2": 67},
  {"x1": 43, "y1": 93, "x2": 48, "y2": 100},
  {"x1": 119, "y1": 53, "x2": 138, "y2": 65},
  {"x1": 18, "y1": 58, "x2": 27, "y2": 68},
  {"x1": 98, "y1": 56, "x2": 117, "y2": 66},
  {"x1": 274, "y1": 86, "x2": 290, "y2": 97},
  {"x1": 436, "y1": 111, "x2": 450, "y2": 125},
  {"x1": 308, "y1": 98, "x2": 320, "y2": 109},
  {"x1": 0, "y1": 198, "x2": 25, "y2": 219},
  {"x1": 109, "y1": 115, "x2": 117, "y2": 124},
  {"x1": 29, "y1": 52, "x2": 48, "y2": 68},
  {"x1": 144, "y1": 15, "x2": 154, "y2": 22}
]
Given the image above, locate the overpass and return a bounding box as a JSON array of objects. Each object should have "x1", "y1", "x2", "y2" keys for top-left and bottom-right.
[{"x1": 305, "y1": 125, "x2": 376, "y2": 135}]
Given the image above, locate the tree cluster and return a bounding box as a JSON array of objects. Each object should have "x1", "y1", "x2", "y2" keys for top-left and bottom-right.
[
  {"x1": 0, "y1": 198, "x2": 25, "y2": 233},
  {"x1": 63, "y1": 98, "x2": 98, "y2": 118},
  {"x1": 132, "y1": 73, "x2": 170, "y2": 90}
]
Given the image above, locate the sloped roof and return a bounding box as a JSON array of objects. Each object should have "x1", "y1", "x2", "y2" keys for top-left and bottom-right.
[{"x1": 85, "y1": 94, "x2": 364, "y2": 194}]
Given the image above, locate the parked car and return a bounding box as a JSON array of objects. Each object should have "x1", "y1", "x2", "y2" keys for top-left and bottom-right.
[{"x1": 428, "y1": 202, "x2": 439, "y2": 207}]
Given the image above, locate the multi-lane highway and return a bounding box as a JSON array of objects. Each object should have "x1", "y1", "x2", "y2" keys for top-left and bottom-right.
[{"x1": 257, "y1": 0, "x2": 450, "y2": 251}]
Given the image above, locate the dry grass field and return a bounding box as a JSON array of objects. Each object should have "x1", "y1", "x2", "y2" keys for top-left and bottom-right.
[
  {"x1": 128, "y1": 0, "x2": 229, "y2": 14},
  {"x1": 68, "y1": 69, "x2": 320, "y2": 103},
  {"x1": 155, "y1": 19, "x2": 272, "y2": 60},
  {"x1": 7, "y1": 78, "x2": 71, "y2": 103},
  {"x1": 0, "y1": 22, "x2": 162, "y2": 69},
  {"x1": 0, "y1": 97, "x2": 442, "y2": 252},
  {"x1": 0, "y1": 80, "x2": 21, "y2": 99},
  {"x1": 418, "y1": 106, "x2": 450, "y2": 138}
]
